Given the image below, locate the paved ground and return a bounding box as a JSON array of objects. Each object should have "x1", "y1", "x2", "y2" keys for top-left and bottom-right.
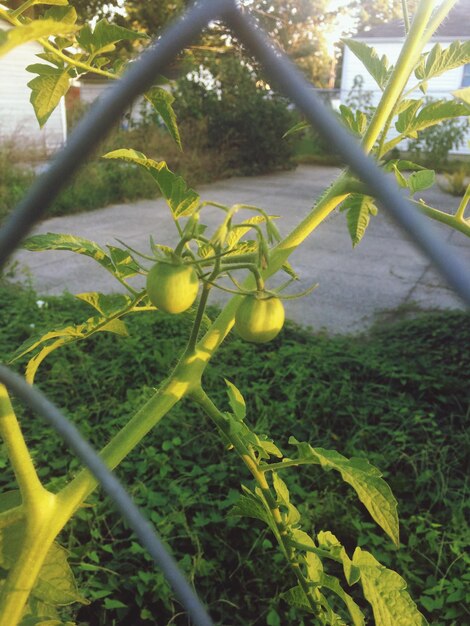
[{"x1": 9, "y1": 165, "x2": 469, "y2": 334}]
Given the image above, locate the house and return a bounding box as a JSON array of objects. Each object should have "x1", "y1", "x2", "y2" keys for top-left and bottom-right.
[
  {"x1": 340, "y1": 0, "x2": 470, "y2": 154},
  {"x1": 0, "y1": 21, "x2": 67, "y2": 152}
]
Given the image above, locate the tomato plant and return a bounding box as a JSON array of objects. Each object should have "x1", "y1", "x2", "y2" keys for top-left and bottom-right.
[
  {"x1": 146, "y1": 261, "x2": 199, "y2": 314},
  {"x1": 234, "y1": 293, "x2": 285, "y2": 343},
  {"x1": 0, "y1": 1, "x2": 469, "y2": 625}
]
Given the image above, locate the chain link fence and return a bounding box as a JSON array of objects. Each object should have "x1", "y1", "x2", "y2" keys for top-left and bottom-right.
[{"x1": 0, "y1": 1, "x2": 469, "y2": 624}]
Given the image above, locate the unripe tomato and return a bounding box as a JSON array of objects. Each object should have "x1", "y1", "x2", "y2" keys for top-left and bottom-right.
[
  {"x1": 234, "y1": 295, "x2": 285, "y2": 343},
  {"x1": 146, "y1": 261, "x2": 199, "y2": 314}
]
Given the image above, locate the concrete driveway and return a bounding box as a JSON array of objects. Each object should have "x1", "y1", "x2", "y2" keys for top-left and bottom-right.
[{"x1": 9, "y1": 165, "x2": 469, "y2": 334}]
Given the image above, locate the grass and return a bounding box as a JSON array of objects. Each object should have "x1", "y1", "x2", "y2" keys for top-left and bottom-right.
[
  {"x1": 0, "y1": 283, "x2": 469, "y2": 625},
  {"x1": 0, "y1": 120, "x2": 236, "y2": 226}
]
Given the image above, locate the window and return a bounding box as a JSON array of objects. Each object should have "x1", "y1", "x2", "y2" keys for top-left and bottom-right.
[{"x1": 462, "y1": 63, "x2": 470, "y2": 87}]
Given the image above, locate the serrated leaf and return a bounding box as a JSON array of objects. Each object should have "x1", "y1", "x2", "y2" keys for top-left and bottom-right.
[
  {"x1": 22, "y1": 233, "x2": 115, "y2": 273},
  {"x1": 224, "y1": 379, "x2": 246, "y2": 420},
  {"x1": 315, "y1": 570, "x2": 365, "y2": 626},
  {"x1": 230, "y1": 486, "x2": 273, "y2": 529},
  {"x1": 394, "y1": 99, "x2": 423, "y2": 138},
  {"x1": 287, "y1": 438, "x2": 399, "y2": 545},
  {"x1": 340, "y1": 194, "x2": 378, "y2": 247},
  {"x1": 75, "y1": 292, "x2": 132, "y2": 316},
  {"x1": 396, "y1": 100, "x2": 470, "y2": 137},
  {"x1": 353, "y1": 548, "x2": 428, "y2": 625},
  {"x1": 10, "y1": 300, "x2": 135, "y2": 383},
  {"x1": 28, "y1": 68, "x2": 70, "y2": 127},
  {"x1": 0, "y1": 20, "x2": 77, "y2": 58},
  {"x1": 281, "y1": 586, "x2": 316, "y2": 613},
  {"x1": 415, "y1": 41, "x2": 470, "y2": 82},
  {"x1": 144, "y1": 87, "x2": 181, "y2": 149},
  {"x1": 343, "y1": 39, "x2": 392, "y2": 90},
  {"x1": 0, "y1": 522, "x2": 88, "y2": 607},
  {"x1": 103, "y1": 150, "x2": 200, "y2": 218},
  {"x1": 76, "y1": 19, "x2": 147, "y2": 55},
  {"x1": 407, "y1": 170, "x2": 435, "y2": 195},
  {"x1": 453, "y1": 86, "x2": 470, "y2": 105},
  {"x1": 339, "y1": 105, "x2": 368, "y2": 137},
  {"x1": 107, "y1": 245, "x2": 141, "y2": 278},
  {"x1": 225, "y1": 215, "x2": 267, "y2": 251}
]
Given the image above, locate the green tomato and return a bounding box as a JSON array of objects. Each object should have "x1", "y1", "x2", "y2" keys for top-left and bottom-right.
[
  {"x1": 146, "y1": 261, "x2": 199, "y2": 314},
  {"x1": 234, "y1": 294, "x2": 285, "y2": 343}
]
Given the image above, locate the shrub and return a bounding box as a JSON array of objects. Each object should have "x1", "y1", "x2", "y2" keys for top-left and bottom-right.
[{"x1": 174, "y1": 58, "x2": 297, "y2": 175}]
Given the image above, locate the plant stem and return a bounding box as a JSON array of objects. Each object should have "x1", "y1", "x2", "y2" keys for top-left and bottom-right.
[
  {"x1": 189, "y1": 387, "x2": 320, "y2": 615},
  {"x1": 362, "y1": 0, "x2": 437, "y2": 155},
  {"x1": 412, "y1": 200, "x2": 470, "y2": 236},
  {"x1": 455, "y1": 184, "x2": 470, "y2": 222},
  {"x1": 0, "y1": 385, "x2": 46, "y2": 513}
]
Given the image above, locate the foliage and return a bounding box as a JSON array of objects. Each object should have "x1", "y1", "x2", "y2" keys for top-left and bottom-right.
[
  {"x1": 173, "y1": 57, "x2": 297, "y2": 175},
  {"x1": 0, "y1": 285, "x2": 469, "y2": 625},
  {"x1": 1, "y1": 1, "x2": 470, "y2": 625},
  {"x1": 408, "y1": 115, "x2": 470, "y2": 166}
]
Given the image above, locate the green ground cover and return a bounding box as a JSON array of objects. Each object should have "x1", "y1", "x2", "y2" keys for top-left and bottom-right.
[{"x1": 0, "y1": 284, "x2": 468, "y2": 625}]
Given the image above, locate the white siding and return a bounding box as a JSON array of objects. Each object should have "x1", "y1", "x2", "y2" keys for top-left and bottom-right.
[
  {"x1": 340, "y1": 39, "x2": 470, "y2": 154},
  {"x1": 0, "y1": 26, "x2": 66, "y2": 151}
]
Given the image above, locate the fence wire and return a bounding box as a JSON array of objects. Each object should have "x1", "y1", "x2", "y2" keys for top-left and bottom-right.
[{"x1": 0, "y1": 0, "x2": 469, "y2": 624}]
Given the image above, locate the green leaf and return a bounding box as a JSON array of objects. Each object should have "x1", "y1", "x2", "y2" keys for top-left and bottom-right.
[
  {"x1": 43, "y1": 5, "x2": 77, "y2": 25},
  {"x1": 27, "y1": 68, "x2": 70, "y2": 127},
  {"x1": 106, "y1": 245, "x2": 141, "y2": 279},
  {"x1": 10, "y1": 292, "x2": 137, "y2": 382},
  {"x1": 75, "y1": 292, "x2": 132, "y2": 316},
  {"x1": 224, "y1": 379, "x2": 246, "y2": 421},
  {"x1": 281, "y1": 586, "x2": 316, "y2": 614},
  {"x1": 353, "y1": 548, "x2": 428, "y2": 625},
  {"x1": 453, "y1": 86, "x2": 470, "y2": 106},
  {"x1": 22, "y1": 233, "x2": 115, "y2": 273},
  {"x1": 230, "y1": 485, "x2": 274, "y2": 530},
  {"x1": 339, "y1": 105, "x2": 368, "y2": 137},
  {"x1": 0, "y1": 522, "x2": 88, "y2": 607},
  {"x1": 394, "y1": 99, "x2": 423, "y2": 138},
  {"x1": 0, "y1": 490, "x2": 21, "y2": 514},
  {"x1": 340, "y1": 194, "x2": 378, "y2": 247},
  {"x1": 144, "y1": 87, "x2": 181, "y2": 149},
  {"x1": 396, "y1": 100, "x2": 470, "y2": 137},
  {"x1": 102, "y1": 150, "x2": 200, "y2": 218},
  {"x1": 0, "y1": 20, "x2": 77, "y2": 58},
  {"x1": 342, "y1": 39, "x2": 392, "y2": 90},
  {"x1": 316, "y1": 531, "x2": 360, "y2": 586},
  {"x1": 282, "y1": 120, "x2": 309, "y2": 138},
  {"x1": 76, "y1": 19, "x2": 147, "y2": 55},
  {"x1": 315, "y1": 571, "x2": 365, "y2": 626},
  {"x1": 407, "y1": 170, "x2": 435, "y2": 195},
  {"x1": 415, "y1": 41, "x2": 470, "y2": 83},
  {"x1": 287, "y1": 438, "x2": 399, "y2": 545}
]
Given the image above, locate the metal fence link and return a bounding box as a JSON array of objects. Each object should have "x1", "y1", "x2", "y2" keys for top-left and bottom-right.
[{"x1": 1, "y1": 0, "x2": 469, "y2": 623}]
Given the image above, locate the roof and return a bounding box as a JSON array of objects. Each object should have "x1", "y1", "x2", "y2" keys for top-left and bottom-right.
[{"x1": 356, "y1": 0, "x2": 470, "y2": 39}]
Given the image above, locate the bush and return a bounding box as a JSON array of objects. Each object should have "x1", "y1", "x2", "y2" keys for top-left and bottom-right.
[
  {"x1": 408, "y1": 113, "x2": 470, "y2": 166},
  {"x1": 174, "y1": 58, "x2": 297, "y2": 175}
]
